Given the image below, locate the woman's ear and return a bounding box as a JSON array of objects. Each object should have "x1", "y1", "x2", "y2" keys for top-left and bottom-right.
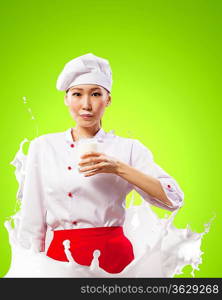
[
  {"x1": 106, "y1": 95, "x2": 111, "y2": 106},
  {"x1": 64, "y1": 95, "x2": 69, "y2": 106}
]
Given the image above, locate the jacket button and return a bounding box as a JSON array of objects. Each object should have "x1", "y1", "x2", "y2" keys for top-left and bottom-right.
[
  {"x1": 70, "y1": 144, "x2": 75, "y2": 148},
  {"x1": 68, "y1": 192, "x2": 73, "y2": 197},
  {"x1": 68, "y1": 166, "x2": 72, "y2": 170}
]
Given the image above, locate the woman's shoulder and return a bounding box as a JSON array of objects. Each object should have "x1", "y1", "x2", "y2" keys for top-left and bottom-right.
[
  {"x1": 109, "y1": 131, "x2": 134, "y2": 145},
  {"x1": 112, "y1": 132, "x2": 147, "y2": 148},
  {"x1": 28, "y1": 130, "x2": 66, "y2": 149},
  {"x1": 116, "y1": 134, "x2": 154, "y2": 159}
]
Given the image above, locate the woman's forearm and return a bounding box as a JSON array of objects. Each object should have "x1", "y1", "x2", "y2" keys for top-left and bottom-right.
[{"x1": 116, "y1": 160, "x2": 173, "y2": 207}]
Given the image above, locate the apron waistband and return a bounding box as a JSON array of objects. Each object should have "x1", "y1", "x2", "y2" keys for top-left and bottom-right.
[{"x1": 52, "y1": 226, "x2": 124, "y2": 239}]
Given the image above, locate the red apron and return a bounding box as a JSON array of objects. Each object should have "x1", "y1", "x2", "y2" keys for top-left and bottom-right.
[{"x1": 46, "y1": 226, "x2": 134, "y2": 274}]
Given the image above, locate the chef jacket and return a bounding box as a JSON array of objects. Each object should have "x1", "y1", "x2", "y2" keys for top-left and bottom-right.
[{"x1": 17, "y1": 127, "x2": 184, "y2": 252}]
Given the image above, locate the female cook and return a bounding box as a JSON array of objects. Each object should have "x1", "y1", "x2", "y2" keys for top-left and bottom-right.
[{"x1": 17, "y1": 53, "x2": 184, "y2": 274}]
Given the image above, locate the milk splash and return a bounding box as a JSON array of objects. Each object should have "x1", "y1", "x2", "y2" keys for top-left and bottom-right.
[
  {"x1": 3, "y1": 142, "x2": 213, "y2": 277},
  {"x1": 2, "y1": 100, "x2": 213, "y2": 277},
  {"x1": 22, "y1": 96, "x2": 39, "y2": 138}
]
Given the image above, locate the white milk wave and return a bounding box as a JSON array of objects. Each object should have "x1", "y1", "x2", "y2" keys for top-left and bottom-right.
[{"x1": 3, "y1": 138, "x2": 213, "y2": 278}]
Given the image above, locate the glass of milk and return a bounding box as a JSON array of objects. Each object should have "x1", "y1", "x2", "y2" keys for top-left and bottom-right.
[{"x1": 76, "y1": 138, "x2": 99, "y2": 174}]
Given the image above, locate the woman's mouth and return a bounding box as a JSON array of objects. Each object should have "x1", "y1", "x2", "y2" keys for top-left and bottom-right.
[{"x1": 80, "y1": 114, "x2": 93, "y2": 119}]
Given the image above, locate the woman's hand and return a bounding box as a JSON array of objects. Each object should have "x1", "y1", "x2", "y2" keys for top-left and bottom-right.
[{"x1": 78, "y1": 151, "x2": 121, "y2": 177}]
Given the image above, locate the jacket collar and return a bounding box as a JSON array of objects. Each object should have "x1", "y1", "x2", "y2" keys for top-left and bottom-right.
[{"x1": 65, "y1": 127, "x2": 107, "y2": 144}]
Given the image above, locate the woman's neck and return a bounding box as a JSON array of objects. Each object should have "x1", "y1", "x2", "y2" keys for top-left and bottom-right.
[{"x1": 72, "y1": 125, "x2": 101, "y2": 141}]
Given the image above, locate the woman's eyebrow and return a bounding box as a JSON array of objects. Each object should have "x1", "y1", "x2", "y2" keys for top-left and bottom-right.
[{"x1": 70, "y1": 87, "x2": 101, "y2": 91}]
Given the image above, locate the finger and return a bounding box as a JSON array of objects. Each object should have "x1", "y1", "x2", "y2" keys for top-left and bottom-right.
[
  {"x1": 79, "y1": 164, "x2": 101, "y2": 173},
  {"x1": 79, "y1": 162, "x2": 105, "y2": 173},
  {"x1": 80, "y1": 151, "x2": 102, "y2": 159},
  {"x1": 84, "y1": 169, "x2": 102, "y2": 177},
  {"x1": 84, "y1": 171, "x2": 96, "y2": 177},
  {"x1": 78, "y1": 157, "x2": 104, "y2": 166}
]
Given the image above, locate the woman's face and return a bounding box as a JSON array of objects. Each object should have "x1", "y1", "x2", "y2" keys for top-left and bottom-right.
[{"x1": 64, "y1": 84, "x2": 111, "y2": 127}]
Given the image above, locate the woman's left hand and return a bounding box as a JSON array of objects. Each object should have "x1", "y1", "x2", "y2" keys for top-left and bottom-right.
[{"x1": 78, "y1": 151, "x2": 121, "y2": 177}]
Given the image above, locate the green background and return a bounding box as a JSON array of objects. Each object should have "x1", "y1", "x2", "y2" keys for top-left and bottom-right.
[{"x1": 0, "y1": 0, "x2": 221, "y2": 278}]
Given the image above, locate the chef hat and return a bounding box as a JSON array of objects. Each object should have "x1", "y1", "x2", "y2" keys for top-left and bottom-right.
[{"x1": 56, "y1": 53, "x2": 113, "y2": 93}]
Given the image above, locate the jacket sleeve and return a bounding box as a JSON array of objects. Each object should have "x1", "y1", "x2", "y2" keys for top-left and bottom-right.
[
  {"x1": 17, "y1": 137, "x2": 47, "y2": 252},
  {"x1": 129, "y1": 139, "x2": 184, "y2": 211}
]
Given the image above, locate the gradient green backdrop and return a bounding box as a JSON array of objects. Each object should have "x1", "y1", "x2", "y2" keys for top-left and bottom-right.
[{"x1": 0, "y1": 0, "x2": 221, "y2": 278}]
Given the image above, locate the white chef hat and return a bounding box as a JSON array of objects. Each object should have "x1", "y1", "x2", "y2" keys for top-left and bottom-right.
[{"x1": 56, "y1": 53, "x2": 113, "y2": 93}]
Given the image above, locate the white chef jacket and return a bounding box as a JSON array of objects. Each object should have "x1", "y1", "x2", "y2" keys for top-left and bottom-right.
[{"x1": 17, "y1": 127, "x2": 184, "y2": 252}]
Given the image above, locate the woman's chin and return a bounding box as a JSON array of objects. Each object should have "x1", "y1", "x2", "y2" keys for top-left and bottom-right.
[{"x1": 77, "y1": 120, "x2": 97, "y2": 127}]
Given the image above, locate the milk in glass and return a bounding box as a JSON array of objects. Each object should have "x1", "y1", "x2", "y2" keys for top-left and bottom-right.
[{"x1": 76, "y1": 138, "x2": 99, "y2": 174}]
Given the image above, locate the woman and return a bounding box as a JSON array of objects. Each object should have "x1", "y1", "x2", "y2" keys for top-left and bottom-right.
[{"x1": 17, "y1": 53, "x2": 184, "y2": 274}]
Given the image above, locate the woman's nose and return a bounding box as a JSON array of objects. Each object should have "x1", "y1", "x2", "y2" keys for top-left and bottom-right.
[{"x1": 81, "y1": 96, "x2": 92, "y2": 108}]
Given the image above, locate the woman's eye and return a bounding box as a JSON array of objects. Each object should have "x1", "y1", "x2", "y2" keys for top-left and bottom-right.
[{"x1": 72, "y1": 92, "x2": 101, "y2": 96}]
